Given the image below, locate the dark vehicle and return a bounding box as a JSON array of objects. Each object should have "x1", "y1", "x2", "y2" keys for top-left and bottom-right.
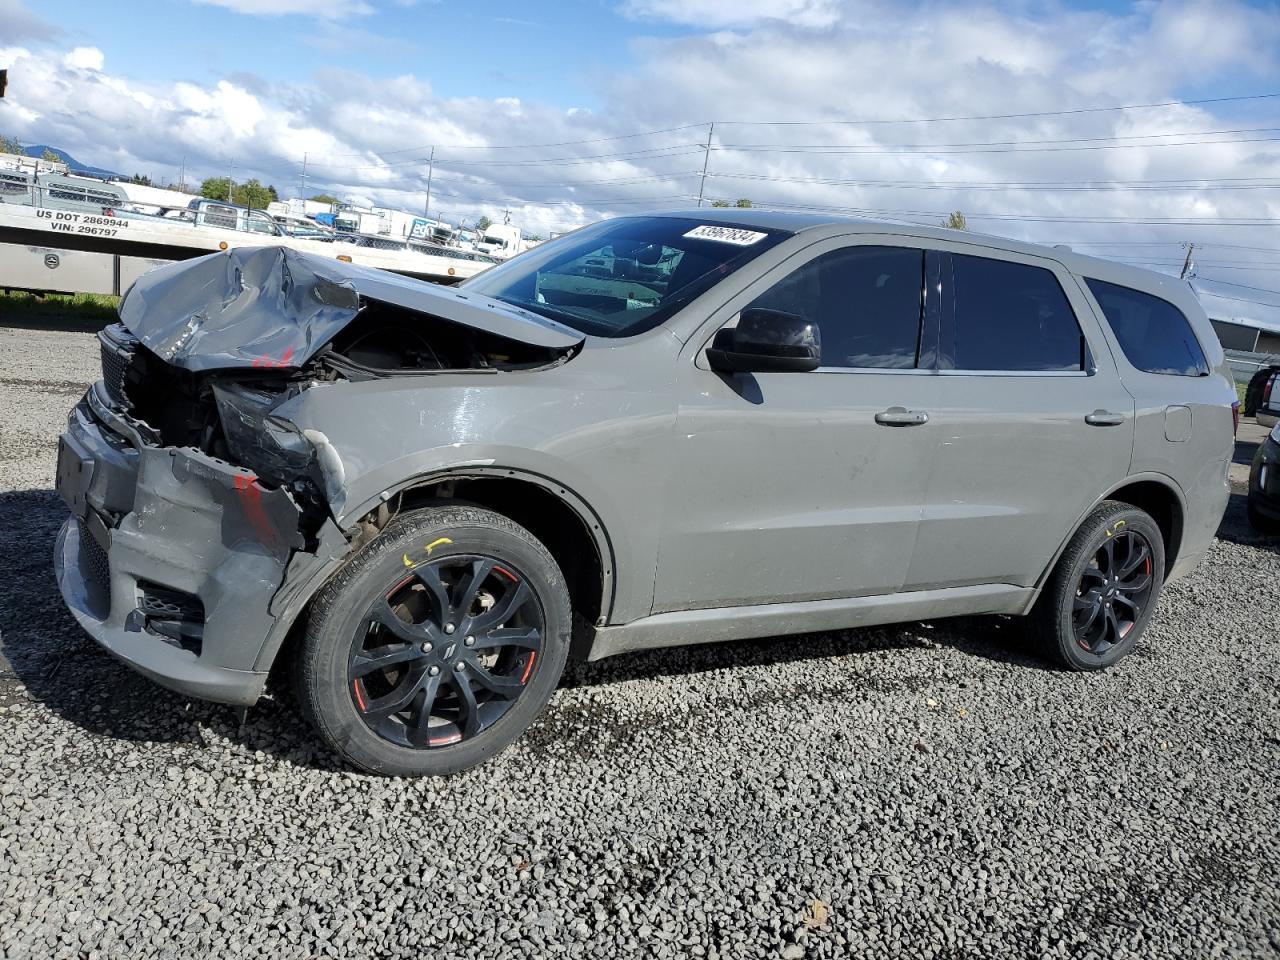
[
  {"x1": 1248, "y1": 421, "x2": 1280, "y2": 533},
  {"x1": 54, "y1": 212, "x2": 1236, "y2": 777},
  {"x1": 1244, "y1": 364, "x2": 1280, "y2": 428}
]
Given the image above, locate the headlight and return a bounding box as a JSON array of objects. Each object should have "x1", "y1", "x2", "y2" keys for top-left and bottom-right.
[{"x1": 212, "y1": 383, "x2": 314, "y2": 486}]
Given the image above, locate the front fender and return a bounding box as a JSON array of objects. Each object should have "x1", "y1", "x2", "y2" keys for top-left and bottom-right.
[{"x1": 272, "y1": 370, "x2": 676, "y2": 625}]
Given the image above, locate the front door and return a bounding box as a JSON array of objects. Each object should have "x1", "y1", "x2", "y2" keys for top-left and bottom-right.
[{"x1": 654, "y1": 240, "x2": 939, "y2": 613}]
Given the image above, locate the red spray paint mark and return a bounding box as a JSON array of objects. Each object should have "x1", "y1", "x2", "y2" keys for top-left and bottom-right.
[
  {"x1": 251, "y1": 346, "x2": 294, "y2": 369},
  {"x1": 233, "y1": 473, "x2": 279, "y2": 549}
]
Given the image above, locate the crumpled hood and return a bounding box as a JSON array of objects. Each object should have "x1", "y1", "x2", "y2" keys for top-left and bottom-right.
[{"x1": 117, "y1": 246, "x2": 584, "y2": 372}]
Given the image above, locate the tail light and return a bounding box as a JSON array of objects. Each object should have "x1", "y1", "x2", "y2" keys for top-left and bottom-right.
[
  {"x1": 1265, "y1": 373, "x2": 1277, "y2": 408},
  {"x1": 1232, "y1": 400, "x2": 1241, "y2": 436}
]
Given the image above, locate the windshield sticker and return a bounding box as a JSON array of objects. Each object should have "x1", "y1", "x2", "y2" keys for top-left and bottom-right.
[{"x1": 683, "y1": 225, "x2": 769, "y2": 246}]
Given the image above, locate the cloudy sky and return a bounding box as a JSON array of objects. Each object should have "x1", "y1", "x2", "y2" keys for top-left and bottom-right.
[{"x1": 2, "y1": 0, "x2": 1279, "y2": 323}]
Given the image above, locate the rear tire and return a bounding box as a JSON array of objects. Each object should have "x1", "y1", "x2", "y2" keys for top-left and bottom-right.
[
  {"x1": 1029, "y1": 501, "x2": 1165, "y2": 671},
  {"x1": 296, "y1": 505, "x2": 571, "y2": 777}
]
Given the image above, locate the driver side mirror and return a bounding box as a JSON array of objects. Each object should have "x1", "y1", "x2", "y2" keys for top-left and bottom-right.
[{"x1": 706, "y1": 308, "x2": 821, "y2": 373}]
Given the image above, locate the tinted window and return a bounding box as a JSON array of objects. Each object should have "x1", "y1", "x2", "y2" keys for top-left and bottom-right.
[
  {"x1": 950, "y1": 255, "x2": 1085, "y2": 371},
  {"x1": 1085, "y1": 279, "x2": 1210, "y2": 377},
  {"x1": 463, "y1": 217, "x2": 789, "y2": 338},
  {"x1": 746, "y1": 246, "x2": 924, "y2": 368}
]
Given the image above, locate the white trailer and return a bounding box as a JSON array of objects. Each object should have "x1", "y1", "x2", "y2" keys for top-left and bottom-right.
[{"x1": 0, "y1": 201, "x2": 491, "y2": 297}]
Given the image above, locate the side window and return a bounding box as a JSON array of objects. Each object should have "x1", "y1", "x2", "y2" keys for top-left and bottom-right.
[
  {"x1": 1085, "y1": 279, "x2": 1210, "y2": 377},
  {"x1": 949, "y1": 254, "x2": 1085, "y2": 372},
  {"x1": 745, "y1": 246, "x2": 924, "y2": 369}
]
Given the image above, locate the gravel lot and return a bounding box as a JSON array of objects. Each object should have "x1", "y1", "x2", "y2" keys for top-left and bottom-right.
[{"x1": 1, "y1": 317, "x2": 1278, "y2": 960}]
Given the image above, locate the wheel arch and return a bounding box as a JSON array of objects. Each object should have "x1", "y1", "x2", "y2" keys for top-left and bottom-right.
[
  {"x1": 257, "y1": 466, "x2": 617, "y2": 683},
  {"x1": 1034, "y1": 473, "x2": 1187, "y2": 594}
]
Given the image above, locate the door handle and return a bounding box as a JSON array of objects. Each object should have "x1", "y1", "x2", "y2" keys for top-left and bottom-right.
[
  {"x1": 875, "y1": 406, "x2": 930, "y2": 427},
  {"x1": 1084, "y1": 410, "x2": 1126, "y2": 427}
]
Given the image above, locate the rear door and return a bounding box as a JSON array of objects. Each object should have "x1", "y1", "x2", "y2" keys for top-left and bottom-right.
[
  {"x1": 905, "y1": 248, "x2": 1135, "y2": 591},
  {"x1": 654, "y1": 237, "x2": 938, "y2": 613}
]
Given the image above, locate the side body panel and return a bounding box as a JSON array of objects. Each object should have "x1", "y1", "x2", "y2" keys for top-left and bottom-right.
[
  {"x1": 275, "y1": 332, "x2": 682, "y2": 624},
  {"x1": 654, "y1": 234, "x2": 939, "y2": 613},
  {"x1": 1069, "y1": 267, "x2": 1235, "y2": 581},
  {"x1": 905, "y1": 244, "x2": 1136, "y2": 590}
]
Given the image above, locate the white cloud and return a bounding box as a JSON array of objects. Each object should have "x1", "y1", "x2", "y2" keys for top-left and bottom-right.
[
  {"x1": 623, "y1": 0, "x2": 841, "y2": 29},
  {"x1": 191, "y1": 0, "x2": 373, "y2": 18},
  {"x1": 63, "y1": 47, "x2": 105, "y2": 71},
  {"x1": 2, "y1": 0, "x2": 1279, "y2": 257}
]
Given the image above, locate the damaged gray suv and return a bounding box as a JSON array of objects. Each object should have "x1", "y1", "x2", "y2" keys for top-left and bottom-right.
[{"x1": 55, "y1": 211, "x2": 1236, "y2": 776}]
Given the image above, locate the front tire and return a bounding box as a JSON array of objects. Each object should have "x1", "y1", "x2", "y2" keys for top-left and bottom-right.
[
  {"x1": 1030, "y1": 501, "x2": 1165, "y2": 670},
  {"x1": 297, "y1": 505, "x2": 571, "y2": 776}
]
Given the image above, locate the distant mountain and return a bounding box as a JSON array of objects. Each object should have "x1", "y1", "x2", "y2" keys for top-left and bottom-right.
[{"x1": 22, "y1": 144, "x2": 122, "y2": 179}]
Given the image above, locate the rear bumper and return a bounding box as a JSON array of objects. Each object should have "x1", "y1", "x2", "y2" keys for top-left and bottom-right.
[{"x1": 52, "y1": 383, "x2": 306, "y2": 706}]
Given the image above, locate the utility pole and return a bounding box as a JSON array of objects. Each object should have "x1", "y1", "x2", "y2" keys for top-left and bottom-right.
[
  {"x1": 300, "y1": 152, "x2": 308, "y2": 202},
  {"x1": 1179, "y1": 243, "x2": 1196, "y2": 279},
  {"x1": 696, "y1": 122, "x2": 715, "y2": 208},
  {"x1": 178, "y1": 155, "x2": 186, "y2": 192},
  {"x1": 227, "y1": 158, "x2": 235, "y2": 203},
  {"x1": 424, "y1": 146, "x2": 435, "y2": 220}
]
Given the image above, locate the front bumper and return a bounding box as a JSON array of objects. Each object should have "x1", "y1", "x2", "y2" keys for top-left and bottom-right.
[{"x1": 53, "y1": 383, "x2": 306, "y2": 706}]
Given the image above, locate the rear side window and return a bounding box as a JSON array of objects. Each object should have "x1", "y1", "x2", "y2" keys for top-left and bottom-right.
[
  {"x1": 948, "y1": 254, "x2": 1086, "y2": 371},
  {"x1": 746, "y1": 246, "x2": 924, "y2": 369},
  {"x1": 1085, "y1": 279, "x2": 1210, "y2": 377}
]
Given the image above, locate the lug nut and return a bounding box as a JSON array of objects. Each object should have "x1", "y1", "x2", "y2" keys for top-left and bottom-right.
[
  {"x1": 464, "y1": 635, "x2": 475, "y2": 647},
  {"x1": 428, "y1": 665, "x2": 440, "y2": 677},
  {"x1": 444, "y1": 623, "x2": 456, "y2": 635},
  {"x1": 454, "y1": 661, "x2": 466, "y2": 673},
  {"x1": 421, "y1": 642, "x2": 433, "y2": 653}
]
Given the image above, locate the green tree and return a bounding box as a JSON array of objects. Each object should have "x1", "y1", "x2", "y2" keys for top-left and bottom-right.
[
  {"x1": 525, "y1": 234, "x2": 544, "y2": 242},
  {"x1": 199, "y1": 176, "x2": 278, "y2": 209},
  {"x1": 733, "y1": 198, "x2": 753, "y2": 208},
  {"x1": 710, "y1": 199, "x2": 729, "y2": 207},
  {"x1": 0, "y1": 134, "x2": 21, "y2": 155},
  {"x1": 941, "y1": 210, "x2": 968, "y2": 230},
  {"x1": 128, "y1": 173, "x2": 153, "y2": 186},
  {"x1": 309, "y1": 193, "x2": 339, "y2": 205},
  {"x1": 41, "y1": 148, "x2": 63, "y2": 163},
  {"x1": 476, "y1": 215, "x2": 493, "y2": 232}
]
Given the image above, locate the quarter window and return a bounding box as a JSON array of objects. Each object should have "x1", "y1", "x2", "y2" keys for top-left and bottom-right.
[
  {"x1": 948, "y1": 255, "x2": 1086, "y2": 372},
  {"x1": 745, "y1": 246, "x2": 924, "y2": 369},
  {"x1": 1085, "y1": 279, "x2": 1210, "y2": 377}
]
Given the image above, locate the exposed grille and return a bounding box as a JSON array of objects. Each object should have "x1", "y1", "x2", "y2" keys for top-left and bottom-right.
[
  {"x1": 137, "y1": 583, "x2": 205, "y2": 624},
  {"x1": 136, "y1": 582, "x2": 204, "y2": 654},
  {"x1": 78, "y1": 520, "x2": 110, "y2": 596},
  {"x1": 98, "y1": 324, "x2": 137, "y2": 408}
]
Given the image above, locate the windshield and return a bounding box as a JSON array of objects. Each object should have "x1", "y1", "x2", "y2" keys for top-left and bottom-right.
[{"x1": 461, "y1": 216, "x2": 790, "y2": 338}]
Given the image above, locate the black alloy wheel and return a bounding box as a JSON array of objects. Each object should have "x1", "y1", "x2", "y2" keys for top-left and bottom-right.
[
  {"x1": 349, "y1": 555, "x2": 544, "y2": 749},
  {"x1": 1031, "y1": 500, "x2": 1165, "y2": 671},
  {"x1": 297, "y1": 505, "x2": 571, "y2": 776},
  {"x1": 1071, "y1": 526, "x2": 1155, "y2": 655}
]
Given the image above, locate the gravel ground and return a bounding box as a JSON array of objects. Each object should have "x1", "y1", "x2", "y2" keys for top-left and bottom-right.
[{"x1": 1, "y1": 318, "x2": 1278, "y2": 960}]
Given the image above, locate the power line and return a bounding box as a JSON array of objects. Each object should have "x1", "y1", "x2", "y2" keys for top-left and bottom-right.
[
  {"x1": 712, "y1": 92, "x2": 1280, "y2": 126},
  {"x1": 712, "y1": 134, "x2": 1280, "y2": 156},
  {"x1": 1189, "y1": 277, "x2": 1280, "y2": 298},
  {"x1": 704, "y1": 171, "x2": 1280, "y2": 192},
  {"x1": 717, "y1": 126, "x2": 1280, "y2": 150}
]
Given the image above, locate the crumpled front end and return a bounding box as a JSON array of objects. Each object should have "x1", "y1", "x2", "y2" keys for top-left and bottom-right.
[
  {"x1": 53, "y1": 249, "x2": 584, "y2": 706},
  {"x1": 55, "y1": 381, "x2": 307, "y2": 705}
]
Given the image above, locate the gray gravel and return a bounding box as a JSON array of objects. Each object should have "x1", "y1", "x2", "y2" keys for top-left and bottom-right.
[{"x1": 2, "y1": 319, "x2": 1279, "y2": 960}]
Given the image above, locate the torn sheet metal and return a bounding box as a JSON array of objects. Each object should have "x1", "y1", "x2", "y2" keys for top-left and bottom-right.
[{"x1": 117, "y1": 245, "x2": 584, "y2": 373}]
